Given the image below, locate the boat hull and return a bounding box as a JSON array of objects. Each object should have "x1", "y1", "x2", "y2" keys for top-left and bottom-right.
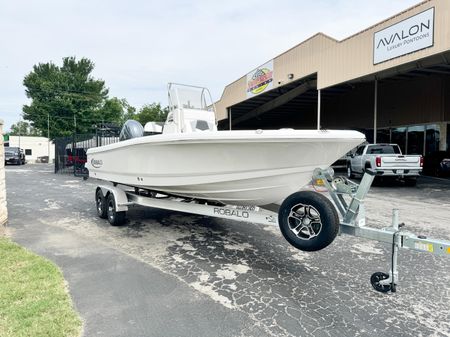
[{"x1": 86, "y1": 130, "x2": 365, "y2": 205}]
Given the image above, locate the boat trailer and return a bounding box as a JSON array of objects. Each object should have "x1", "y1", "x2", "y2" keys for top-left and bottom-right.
[{"x1": 95, "y1": 169, "x2": 450, "y2": 293}]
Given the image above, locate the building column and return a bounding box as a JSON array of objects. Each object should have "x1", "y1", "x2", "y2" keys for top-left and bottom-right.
[
  {"x1": 228, "y1": 108, "x2": 232, "y2": 130},
  {"x1": 374, "y1": 80, "x2": 378, "y2": 144},
  {"x1": 317, "y1": 89, "x2": 321, "y2": 130}
]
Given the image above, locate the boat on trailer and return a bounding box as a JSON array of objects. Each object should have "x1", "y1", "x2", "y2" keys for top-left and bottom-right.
[
  {"x1": 86, "y1": 83, "x2": 449, "y2": 293},
  {"x1": 86, "y1": 84, "x2": 365, "y2": 206}
]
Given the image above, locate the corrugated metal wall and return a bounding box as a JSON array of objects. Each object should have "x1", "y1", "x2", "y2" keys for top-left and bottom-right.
[{"x1": 322, "y1": 75, "x2": 449, "y2": 129}]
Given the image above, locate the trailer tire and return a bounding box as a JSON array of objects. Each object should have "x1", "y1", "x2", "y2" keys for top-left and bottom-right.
[
  {"x1": 278, "y1": 191, "x2": 339, "y2": 252},
  {"x1": 95, "y1": 189, "x2": 107, "y2": 219},
  {"x1": 106, "y1": 193, "x2": 126, "y2": 226}
]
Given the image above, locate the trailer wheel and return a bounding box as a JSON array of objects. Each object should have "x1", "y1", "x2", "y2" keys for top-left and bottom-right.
[
  {"x1": 95, "y1": 189, "x2": 107, "y2": 219},
  {"x1": 278, "y1": 191, "x2": 339, "y2": 252},
  {"x1": 106, "y1": 193, "x2": 126, "y2": 226}
]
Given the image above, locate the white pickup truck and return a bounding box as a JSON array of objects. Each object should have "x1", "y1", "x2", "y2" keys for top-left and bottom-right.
[{"x1": 347, "y1": 144, "x2": 423, "y2": 185}]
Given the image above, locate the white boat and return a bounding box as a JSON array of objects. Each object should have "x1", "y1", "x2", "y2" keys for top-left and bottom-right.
[{"x1": 86, "y1": 84, "x2": 365, "y2": 206}]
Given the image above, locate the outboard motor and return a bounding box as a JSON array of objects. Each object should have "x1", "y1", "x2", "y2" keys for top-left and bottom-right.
[{"x1": 119, "y1": 120, "x2": 144, "y2": 141}]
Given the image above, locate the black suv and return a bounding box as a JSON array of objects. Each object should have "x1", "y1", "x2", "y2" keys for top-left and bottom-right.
[{"x1": 4, "y1": 147, "x2": 26, "y2": 165}]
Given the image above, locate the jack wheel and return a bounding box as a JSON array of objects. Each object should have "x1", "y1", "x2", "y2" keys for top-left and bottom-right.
[{"x1": 370, "y1": 272, "x2": 391, "y2": 293}]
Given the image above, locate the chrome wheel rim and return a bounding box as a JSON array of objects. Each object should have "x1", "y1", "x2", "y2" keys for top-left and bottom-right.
[
  {"x1": 107, "y1": 200, "x2": 114, "y2": 221},
  {"x1": 96, "y1": 196, "x2": 103, "y2": 214},
  {"x1": 288, "y1": 204, "x2": 322, "y2": 240}
]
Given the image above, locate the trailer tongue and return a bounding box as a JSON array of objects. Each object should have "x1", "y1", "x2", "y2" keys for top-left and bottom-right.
[
  {"x1": 312, "y1": 168, "x2": 449, "y2": 292},
  {"x1": 94, "y1": 168, "x2": 449, "y2": 293}
]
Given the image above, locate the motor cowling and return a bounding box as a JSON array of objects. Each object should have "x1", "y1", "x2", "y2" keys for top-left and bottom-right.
[{"x1": 119, "y1": 120, "x2": 144, "y2": 141}]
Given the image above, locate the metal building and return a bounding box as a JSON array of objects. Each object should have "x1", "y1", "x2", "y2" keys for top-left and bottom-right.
[{"x1": 215, "y1": 0, "x2": 450, "y2": 156}]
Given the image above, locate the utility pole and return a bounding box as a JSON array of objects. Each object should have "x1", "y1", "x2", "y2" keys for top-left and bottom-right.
[
  {"x1": 18, "y1": 117, "x2": 22, "y2": 149},
  {"x1": 73, "y1": 114, "x2": 77, "y2": 176},
  {"x1": 374, "y1": 79, "x2": 378, "y2": 144},
  {"x1": 47, "y1": 114, "x2": 50, "y2": 158}
]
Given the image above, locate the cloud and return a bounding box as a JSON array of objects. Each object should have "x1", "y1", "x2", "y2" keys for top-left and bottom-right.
[{"x1": 0, "y1": 0, "x2": 420, "y2": 130}]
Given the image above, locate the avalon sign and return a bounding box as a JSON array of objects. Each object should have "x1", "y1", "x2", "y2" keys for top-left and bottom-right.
[
  {"x1": 373, "y1": 7, "x2": 434, "y2": 64},
  {"x1": 246, "y1": 60, "x2": 274, "y2": 98}
]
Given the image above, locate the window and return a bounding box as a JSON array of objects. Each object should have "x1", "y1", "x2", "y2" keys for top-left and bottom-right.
[
  {"x1": 190, "y1": 120, "x2": 211, "y2": 131},
  {"x1": 376, "y1": 129, "x2": 391, "y2": 144},
  {"x1": 367, "y1": 145, "x2": 401, "y2": 154},
  {"x1": 407, "y1": 125, "x2": 425, "y2": 155},
  {"x1": 391, "y1": 127, "x2": 407, "y2": 154},
  {"x1": 356, "y1": 146, "x2": 365, "y2": 156},
  {"x1": 447, "y1": 124, "x2": 450, "y2": 151},
  {"x1": 425, "y1": 124, "x2": 440, "y2": 155},
  {"x1": 364, "y1": 129, "x2": 374, "y2": 144},
  {"x1": 25, "y1": 149, "x2": 32, "y2": 155}
]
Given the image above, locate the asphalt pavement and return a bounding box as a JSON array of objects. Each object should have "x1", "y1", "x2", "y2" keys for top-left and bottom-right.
[{"x1": 4, "y1": 164, "x2": 450, "y2": 337}]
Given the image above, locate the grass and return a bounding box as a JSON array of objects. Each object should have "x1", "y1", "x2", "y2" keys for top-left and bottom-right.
[{"x1": 0, "y1": 237, "x2": 82, "y2": 337}]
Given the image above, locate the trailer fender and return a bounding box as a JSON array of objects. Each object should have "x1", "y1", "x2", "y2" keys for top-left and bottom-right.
[{"x1": 97, "y1": 185, "x2": 129, "y2": 212}]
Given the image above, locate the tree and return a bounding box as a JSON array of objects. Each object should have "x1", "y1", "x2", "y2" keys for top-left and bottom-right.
[
  {"x1": 134, "y1": 103, "x2": 168, "y2": 125},
  {"x1": 23, "y1": 57, "x2": 109, "y2": 139},
  {"x1": 121, "y1": 100, "x2": 137, "y2": 123},
  {"x1": 96, "y1": 97, "x2": 136, "y2": 125},
  {"x1": 8, "y1": 121, "x2": 42, "y2": 136}
]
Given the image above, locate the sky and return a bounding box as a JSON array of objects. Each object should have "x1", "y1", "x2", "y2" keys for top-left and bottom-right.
[{"x1": 0, "y1": 0, "x2": 421, "y2": 131}]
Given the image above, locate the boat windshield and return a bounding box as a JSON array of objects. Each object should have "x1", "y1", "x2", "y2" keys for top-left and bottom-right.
[{"x1": 168, "y1": 83, "x2": 215, "y2": 112}]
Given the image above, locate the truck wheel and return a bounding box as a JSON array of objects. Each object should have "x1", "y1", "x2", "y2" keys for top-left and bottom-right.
[
  {"x1": 278, "y1": 191, "x2": 339, "y2": 252},
  {"x1": 347, "y1": 165, "x2": 354, "y2": 179},
  {"x1": 95, "y1": 189, "x2": 107, "y2": 219},
  {"x1": 106, "y1": 193, "x2": 126, "y2": 226}
]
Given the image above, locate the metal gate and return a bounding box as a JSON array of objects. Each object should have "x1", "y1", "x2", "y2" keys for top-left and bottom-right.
[{"x1": 54, "y1": 125, "x2": 120, "y2": 176}]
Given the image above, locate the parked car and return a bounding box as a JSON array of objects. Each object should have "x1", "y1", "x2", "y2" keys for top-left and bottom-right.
[
  {"x1": 347, "y1": 143, "x2": 423, "y2": 185},
  {"x1": 4, "y1": 147, "x2": 25, "y2": 165},
  {"x1": 422, "y1": 151, "x2": 450, "y2": 177},
  {"x1": 37, "y1": 156, "x2": 49, "y2": 163}
]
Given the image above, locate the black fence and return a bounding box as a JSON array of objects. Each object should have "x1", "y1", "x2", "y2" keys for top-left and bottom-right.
[{"x1": 54, "y1": 127, "x2": 120, "y2": 176}]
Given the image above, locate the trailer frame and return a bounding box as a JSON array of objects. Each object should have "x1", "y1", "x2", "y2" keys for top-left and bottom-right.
[{"x1": 95, "y1": 168, "x2": 450, "y2": 293}]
